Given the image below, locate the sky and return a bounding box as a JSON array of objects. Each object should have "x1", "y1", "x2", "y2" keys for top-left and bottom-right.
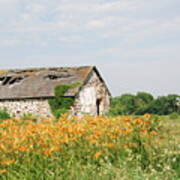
[{"x1": 0, "y1": 0, "x2": 179, "y2": 97}]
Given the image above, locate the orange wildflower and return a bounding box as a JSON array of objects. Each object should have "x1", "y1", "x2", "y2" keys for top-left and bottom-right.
[
  {"x1": 150, "y1": 131, "x2": 158, "y2": 136},
  {"x1": 17, "y1": 146, "x2": 29, "y2": 152},
  {"x1": 144, "y1": 114, "x2": 153, "y2": 118},
  {"x1": 44, "y1": 119, "x2": 52, "y2": 123},
  {"x1": 43, "y1": 149, "x2": 52, "y2": 156},
  {"x1": 106, "y1": 144, "x2": 115, "y2": 148},
  {"x1": 50, "y1": 146, "x2": 61, "y2": 152},
  {"x1": 0, "y1": 169, "x2": 8, "y2": 174},
  {"x1": 1, "y1": 159, "x2": 16, "y2": 166},
  {"x1": 93, "y1": 150, "x2": 103, "y2": 159},
  {"x1": 94, "y1": 130, "x2": 102, "y2": 137},
  {"x1": 140, "y1": 129, "x2": 147, "y2": 134},
  {"x1": 43, "y1": 146, "x2": 61, "y2": 156},
  {"x1": 135, "y1": 118, "x2": 143, "y2": 125}
]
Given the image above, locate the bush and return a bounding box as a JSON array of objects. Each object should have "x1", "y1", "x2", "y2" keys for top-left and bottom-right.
[
  {"x1": 169, "y1": 113, "x2": 179, "y2": 120},
  {"x1": 0, "y1": 108, "x2": 10, "y2": 120},
  {"x1": 48, "y1": 82, "x2": 81, "y2": 119},
  {"x1": 48, "y1": 97, "x2": 75, "y2": 119}
]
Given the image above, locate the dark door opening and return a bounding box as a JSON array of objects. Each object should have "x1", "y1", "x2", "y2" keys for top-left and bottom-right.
[{"x1": 96, "y1": 99, "x2": 102, "y2": 116}]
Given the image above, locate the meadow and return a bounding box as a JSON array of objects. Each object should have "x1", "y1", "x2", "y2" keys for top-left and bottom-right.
[{"x1": 0, "y1": 115, "x2": 180, "y2": 180}]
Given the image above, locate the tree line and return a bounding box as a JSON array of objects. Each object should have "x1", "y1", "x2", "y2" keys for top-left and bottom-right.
[{"x1": 109, "y1": 92, "x2": 180, "y2": 116}]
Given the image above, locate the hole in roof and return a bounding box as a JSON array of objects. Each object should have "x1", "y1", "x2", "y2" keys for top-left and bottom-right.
[
  {"x1": 0, "y1": 77, "x2": 5, "y2": 82},
  {"x1": 2, "y1": 76, "x2": 12, "y2": 85},
  {"x1": 0, "y1": 76, "x2": 24, "y2": 86},
  {"x1": 9, "y1": 77, "x2": 24, "y2": 85}
]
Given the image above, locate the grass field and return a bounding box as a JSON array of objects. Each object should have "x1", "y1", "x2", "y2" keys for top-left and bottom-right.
[
  {"x1": 157, "y1": 116, "x2": 180, "y2": 150},
  {"x1": 0, "y1": 115, "x2": 179, "y2": 180},
  {"x1": 123, "y1": 116, "x2": 180, "y2": 180}
]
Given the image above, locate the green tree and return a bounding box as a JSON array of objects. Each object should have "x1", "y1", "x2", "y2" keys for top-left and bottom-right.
[
  {"x1": 136, "y1": 92, "x2": 154, "y2": 105},
  {"x1": 135, "y1": 92, "x2": 154, "y2": 115},
  {"x1": 109, "y1": 94, "x2": 139, "y2": 115},
  {"x1": 108, "y1": 92, "x2": 179, "y2": 116},
  {"x1": 142, "y1": 95, "x2": 180, "y2": 115}
]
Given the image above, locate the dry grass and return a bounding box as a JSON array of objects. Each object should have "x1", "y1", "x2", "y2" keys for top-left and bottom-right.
[{"x1": 156, "y1": 117, "x2": 180, "y2": 150}]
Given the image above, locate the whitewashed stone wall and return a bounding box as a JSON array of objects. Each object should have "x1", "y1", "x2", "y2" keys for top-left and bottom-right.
[
  {"x1": 0, "y1": 99, "x2": 52, "y2": 118},
  {"x1": 72, "y1": 70, "x2": 110, "y2": 116}
]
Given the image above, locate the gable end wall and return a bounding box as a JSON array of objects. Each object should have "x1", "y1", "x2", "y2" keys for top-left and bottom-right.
[{"x1": 71, "y1": 70, "x2": 110, "y2": 116}]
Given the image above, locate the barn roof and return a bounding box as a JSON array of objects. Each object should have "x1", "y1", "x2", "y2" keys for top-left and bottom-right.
[{"x1": 0, "y1": 66, "x2": 95, "y2": 100}]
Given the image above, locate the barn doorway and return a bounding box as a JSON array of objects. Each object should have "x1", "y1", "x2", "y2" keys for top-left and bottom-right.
[{"x1": 96, "y1": 98, "x2": 102, "y2": 115}]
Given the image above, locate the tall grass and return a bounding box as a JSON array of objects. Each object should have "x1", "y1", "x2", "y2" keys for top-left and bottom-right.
[{"x1": 0, "y1": 115, "x2": 179, "y2": 179}]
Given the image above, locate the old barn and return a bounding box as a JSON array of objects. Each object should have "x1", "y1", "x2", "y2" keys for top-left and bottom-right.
[{"x1": 0, "y1": 66, "x2": 111, "y2": 118}]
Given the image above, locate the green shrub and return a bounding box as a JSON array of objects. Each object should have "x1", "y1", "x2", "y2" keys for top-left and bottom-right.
[
  {"x1": 21, "y1": 113, "x2": 38, "y2": 122},
  {"x1": 169, "y1": 113, "x2": 179, "y2": 120},
  {"x1": 49, "y1": 82, "x2": 81, "y2": 119},
  {"x1": 0, "y1": 108, "x2": 10, "y2": 120},
  {"x1": 49, "y1": 97, "x2": 75, "y2": 119}
]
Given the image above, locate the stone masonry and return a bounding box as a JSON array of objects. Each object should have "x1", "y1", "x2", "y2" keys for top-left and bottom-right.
[{"x1": 0, "y1": 99, "x2": 52, "y2": 118}]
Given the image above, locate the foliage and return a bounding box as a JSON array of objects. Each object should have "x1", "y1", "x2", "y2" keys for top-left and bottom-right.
[
  {"x1": 169, "y1": 113, "x2": 179, "y2": 120},
  {"x1": 146, "y1": 94, "x2": 180, "y2": 115},
  {"x1": 0, "y1": 115, "x2": 180, "y2": 179},
  {"x1": 0, "y1": 108, "x2": 10, "y2": 121},
  {"x1": 109, "y1": 92, "x2": 180, "y2": 116},
  {"x1": 136, "y1": 92, "x2": 154, "y2": 104},
  {"x1": 49, "y1": 97, "x2": 75, "y2": 119},
  {"x1": 20, "y1": 113, "x2": 39, "y2": 123},
  {"x1": 48, "y1": 82, "x2": 81, "y2": 118},
  {"x1": 54, "y1": 82, "x2": 81, "y2": 97},
  {"x1": 0, "y1": 114, "x2": 164, "y2": 179}
]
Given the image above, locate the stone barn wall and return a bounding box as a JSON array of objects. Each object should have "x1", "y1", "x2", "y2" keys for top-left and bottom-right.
[
  {"x1": 71, "y1": 70, "x2": 110, "y2": 116},
  {"x1": 0, "y1": 99, "x2": 52, "y2": 118}
]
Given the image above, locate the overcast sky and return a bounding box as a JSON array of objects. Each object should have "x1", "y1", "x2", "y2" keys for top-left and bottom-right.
[{"x1": 0, "y1": 0, "x2": 179, "y2": 97}]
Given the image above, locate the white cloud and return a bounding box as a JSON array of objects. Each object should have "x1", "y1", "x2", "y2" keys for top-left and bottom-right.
[
  {"x1": 0, "y1": 0, "x2": 19, "y2": 3},
  {"x1": 0, "y1": 0, "x2": 179, "y2": 95},
  {"x1": 86, "y1": 20, "x2": 106, "y2": 29},
  {"x1": 0, "y1": 0, "x2": 179, "y2": 48},
  {"x1": 100, "y1": 44, "x2": 180, "y2": 60},
  {"x1": 98, "y1": 0, "x2": 142, "y2": 12},
  {"x1": 27, "y1": 4, "x2": 46, "y2": 13}
]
